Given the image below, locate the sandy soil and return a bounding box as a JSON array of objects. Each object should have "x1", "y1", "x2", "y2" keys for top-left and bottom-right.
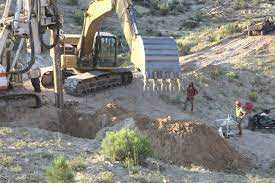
[
  {"x1": 0, "y1": 126, "x2": 250, "y2": 182},
  {"x1": 136, "y1": 116, "x2": 251, "y2": 171},
  {"x1": 1, "y1": 0, "x2": 275, "y2": 180},
  {"x1": 1, "y1": 32, "x2": 274, "y2": 179}
]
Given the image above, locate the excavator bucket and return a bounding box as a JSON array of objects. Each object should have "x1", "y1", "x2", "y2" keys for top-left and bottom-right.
[
  {"x1": 131, "y1": 36, "x2": 182, "y2": 93},
  {"x1": 131, "y1": 36, "x2": 181, "y2": 79}
]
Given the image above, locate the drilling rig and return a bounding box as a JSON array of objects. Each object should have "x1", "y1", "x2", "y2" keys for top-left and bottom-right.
[
  {"x1": 0, "y1": 0, "x2": 62, "y2": 107},
  {"x1": 0, "y1": 0, "x2": 182, "y2": 106}
]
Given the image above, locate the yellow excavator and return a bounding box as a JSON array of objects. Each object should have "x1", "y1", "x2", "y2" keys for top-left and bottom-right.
[{"x1": 42, "y1": 0, "x2": 181, "y2": 96}]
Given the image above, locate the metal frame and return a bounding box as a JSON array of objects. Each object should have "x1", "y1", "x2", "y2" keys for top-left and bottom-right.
[{"x1": 0, "y1": 0, "x2": 63, "y2": 108}]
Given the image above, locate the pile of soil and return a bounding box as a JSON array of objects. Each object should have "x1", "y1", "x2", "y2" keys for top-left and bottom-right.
[
  {"x1": 135, "y1": 116, "x2": 251, "y2": 171},
  {"x1": 93, "y1": 102, "x2": 132, "y2": 125}
]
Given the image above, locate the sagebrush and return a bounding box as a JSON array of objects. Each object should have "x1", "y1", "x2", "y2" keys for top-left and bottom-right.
[
  {"x1": 226, "y1": 71, "x2": 239, "y2": 81},
  {"x1": 177, "y1": 22, "x2": 246, "y2": 55},
  {"x1": 66, "y1": 0, "x2": 78, "y2": 5},
  {"x1": 74, "y1": 10, "x2": 84, "y2": 25},
  {"x1": 249, "y1": 91, "x2": 258, "y2": 102},
  {"x1": 46, "y1": 156, "x2": 74, "y2": 183},
  {"x1": 101, "y1": 128, "x2": 152, "y2": 165}
]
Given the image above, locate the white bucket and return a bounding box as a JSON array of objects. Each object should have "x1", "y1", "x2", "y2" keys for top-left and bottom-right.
[{"x1": 0, "y1": 65, "x2": 8, "y2": 91}]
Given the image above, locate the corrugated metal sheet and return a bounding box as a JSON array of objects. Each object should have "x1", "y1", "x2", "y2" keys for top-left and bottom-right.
[{"x1": 141, "y1": 36, "x2": 181, "y2": 79}]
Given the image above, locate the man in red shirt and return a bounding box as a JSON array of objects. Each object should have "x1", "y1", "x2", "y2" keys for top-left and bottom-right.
[
  {"x1": 183, "y1": 82, "x2": 198, "y2": 112},
  {"x1": 244, "y1": 102, "x2": 254, "y2": 114}
]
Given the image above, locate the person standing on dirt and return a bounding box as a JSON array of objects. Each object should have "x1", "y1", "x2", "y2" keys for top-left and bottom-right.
[
  {"x1": 244, "y1": 102, "x2": 254, "y2": 114},
  {"x1": 183, "y1": 82, "x2": 198, "y2": 112},
  {"x1": 28, "y1": 63, "x2": 41, "y2": 93},
  {"x1": 235, "y1": 100, "x2": 246, "y2": 136}
]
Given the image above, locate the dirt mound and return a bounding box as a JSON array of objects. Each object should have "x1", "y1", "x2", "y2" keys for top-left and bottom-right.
[
  {"x1": 59, "y1": 101, "x2": 132, "y2": 138},
  {"x1": 135, "y1": 116, "x2": 251, "y2": 171},
  {"x1": 93, "y1": 102, "x2": 132, "y2": 125}
]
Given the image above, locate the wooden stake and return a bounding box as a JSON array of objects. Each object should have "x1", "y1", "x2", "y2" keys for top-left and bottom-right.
[{"x1": 50, "y1": 30, "x2": 63, "y2": 108}]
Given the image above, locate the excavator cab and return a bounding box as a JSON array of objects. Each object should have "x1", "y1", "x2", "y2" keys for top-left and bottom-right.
[{"x1": 94, "y1": 32, "x2": 117, "y2": 67}]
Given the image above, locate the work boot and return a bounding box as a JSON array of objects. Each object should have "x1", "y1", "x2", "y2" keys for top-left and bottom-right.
[
  {"x1": 31, "y1": 78, "x2": 41, "y2": 93},
  {"x1": 35, "y1": 88, "x2": 41, "y2": 93},
  {"x1": 238, "y1": 130, "x2": 242, "y2": 136}
]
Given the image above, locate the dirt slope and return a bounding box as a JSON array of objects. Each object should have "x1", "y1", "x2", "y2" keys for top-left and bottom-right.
[
  {"x1": 181, "y1": 35, "x2": 273, "y2": 72},
  {"x1": 180, "y1": 34, "x2": 275, "y2": 122},
  {"x1": 179, "y1": 33, "x2": 275, "y2": 176},
  {"x1": 1, "y1": 0, "x2": 275, "y2": 181},
  {"x1": 0, "y1": 126, "x2": 250, "y2": 182},
  {"x1": 136, "y1": 116, "x2": 251, "y2": 171}
]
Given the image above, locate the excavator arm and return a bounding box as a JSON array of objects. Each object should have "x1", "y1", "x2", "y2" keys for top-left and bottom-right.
[{"x1": 77, "y1": 0, "x2": 181, "y2": 79}]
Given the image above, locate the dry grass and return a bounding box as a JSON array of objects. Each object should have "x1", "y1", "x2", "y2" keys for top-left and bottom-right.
[
  {"x1": 0, "y1": 127, "x2": 14, "y2": 136},
  {"x1": 68, "y1": 154, "x2": 87, "y2": 172},
  {"x1": 12, "y1": 140, "x2": 28, "y2": 149},
  {"x1": 177, "y1": 22, "x2": 248, "y2": 55},
  {"x1": 30, "y1": 152, "x2": 54, "y2": 160},
  {"x1": 0, "y1": 154, "x2": 14, "y2": 168},
  {"x1": 97, "y1": 171, "x2": 114, "y2": 183},
  {"x1": 10, "y1": 164, "x2": 23, "y2": 173},
  {"x1": 249, "y1": 176, "x2": 270, "y2": 183},
  {"x1": 0, "y1": 140, "x2": 4, "y2": 148},
  {"x1": 226, "y1": 71, "x2": 239, "y2": 81},
  {"x1": 66, "y1": 0, "x2": 78, "y2": 6}
]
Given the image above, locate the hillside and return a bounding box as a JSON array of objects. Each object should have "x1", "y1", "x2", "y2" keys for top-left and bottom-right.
[{"x1": 1, "y1": 0, "x2": 275, "y2": 182}]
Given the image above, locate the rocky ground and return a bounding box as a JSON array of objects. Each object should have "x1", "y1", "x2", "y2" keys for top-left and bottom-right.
[
  {"x1": 0, "y1": 125, "x2": 251, "y2": 183},
  {"x1": 1, "y1": 0, "x2": 275, "y2": 182}
]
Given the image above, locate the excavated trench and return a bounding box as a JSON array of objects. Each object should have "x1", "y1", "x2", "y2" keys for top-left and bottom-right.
[
  {"x1": 57, "y1": 102, "x2": 252, "y2": 171},
  {"x1": 0, "y1": 100, "x2": 252, "y2": 172},
  {"x1": 0, "y1": 99, "x2": 129, "y2": 139},
  {"x1": 51, "y1": 101, "x2": 133, "y2": 139}
]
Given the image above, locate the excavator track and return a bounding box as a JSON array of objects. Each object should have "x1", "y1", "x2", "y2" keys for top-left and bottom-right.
[
  {"x1": 0, "y1": 92, "x2": 41, "y2": 108},
  {"x1": 64, "y1": 69, "x2": 132, "y2": 96}
]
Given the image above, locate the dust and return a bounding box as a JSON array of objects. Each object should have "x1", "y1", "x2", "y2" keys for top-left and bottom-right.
[{"x1": 135, "y1": 116, "x2": 252, "y2": 171}]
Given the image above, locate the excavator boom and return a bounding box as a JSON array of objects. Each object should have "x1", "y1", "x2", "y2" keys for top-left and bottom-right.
[
  {"x1": 40, "y1": 0, "x2": 182, "y2": 96},
  {"x1": 77, "y1": 0, "x2": 181, "y2": 79}
]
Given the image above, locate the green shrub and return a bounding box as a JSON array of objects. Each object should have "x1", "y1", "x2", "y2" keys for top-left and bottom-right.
[
  {"x1": 226, "y1": 72, "x2": 239, "y2": 81},
  {"x1": 97, "y1": 171, "x2": 114, "y2": 183},
  {"x1": 177, "y1": 22, "x2": 245, "y2": 55},
  {"x1": 192, "y1": 12, "x2": 206, "y2": 22},
  {"x1": 181, "y1": 20, "x2": 200, "y2": 30},
  {"x1": 234, "y1": 0, "x2": 247, "y2": 10},
  {"x1": 218, "y1": 23, "x2": 242, "y2": 37},
  {"x1": 168, "y1": 0, "x2": 180, "y2": 12},
  {"x1": 74, "y1": 10, "x2": 84, "y2": 25},
  {"x1": 0, "y1": 154, "x2": 14, "y2": 167},
  {"x1": 168, "y1": 0, "x2": 186, "y2": 14},
  {"x1": 210, "y1": 67, "x2": 224, "y2": 80},
  {"x1": 252, "y1": 0, "x2": 262, "y2": 5},
  {"x1": 208, "y1": 34, "x2": 222, "y2": 44},
  {"x1": 249, "y1": 91, "x2": 258, "y2": 102},
  {"x1": 151, "y1": 0, "x2": 186, "y2": 14},
  {"x1": 46, "y1": 156, "x2": 74, "y2": 183},
  {"x1": 66, "y1": 0, "x2": 78, "y2": 6},
  {"x1": 177, "y1": 35, "x2": 199, "y2": 55},
  {"x1": 158, "y1": 4, "x2": 170, "y2": 15},
  {"x1": 0, "y1": 128, "x2": 14, "y2": 136},
  {"x1": 101, "y1": 129, "x2": 152, "y2": 165}
]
